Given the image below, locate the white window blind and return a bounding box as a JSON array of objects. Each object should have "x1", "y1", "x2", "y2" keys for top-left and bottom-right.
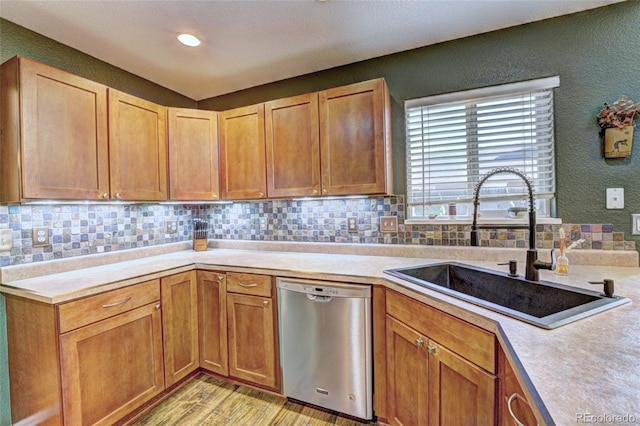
[{"x1": 405, "y1": 77, "x2": 558, "y2": 220}]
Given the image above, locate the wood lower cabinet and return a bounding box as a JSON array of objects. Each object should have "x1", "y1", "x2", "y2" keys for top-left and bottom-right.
[
  {"x1": 108, "y1": 89, "x2": 167, "y2": 201},
  {"x1": 59, "y1": 303, "x2": 164, "y2": 426},
  {"x1": 6, "y1": 280, "x2": 164, "y2": 426},
  {"x1": 226, "y1": 272, "x2": 278, "y2": 390},
  {"x1": 197, "y1": 270, "x2": 229, "y2": 376},
  {"x1": 499, "y1": 346, "x2": 541, "y2": 426},
  {"x1": 161, "y1": 271, "x2": 199, "y2": 387},
  {"x1": 385, "y1": 290, "x2": 497, "y2": 426},
  {"x1": 167, "y1": 108, "x2": 220, "y2": 201},
  {"x1": 319, "y1": 78, "x2": 392, "y2": 196},
  {"x1": 0, "y1": 56, "x2": 110, "y2": 202},
  {"x1": 219, "y1": 104, "x2": 268, "y2": 200}
]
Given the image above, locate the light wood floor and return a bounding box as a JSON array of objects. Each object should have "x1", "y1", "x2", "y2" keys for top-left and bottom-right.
[{"x1": 129, "y1": 374, "x2": 373, "y2": 426}]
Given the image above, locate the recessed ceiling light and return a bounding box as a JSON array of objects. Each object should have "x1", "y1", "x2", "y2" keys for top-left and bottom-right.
[{"x1": 177, "y1": 33, "x2": 201, "y2": 47}]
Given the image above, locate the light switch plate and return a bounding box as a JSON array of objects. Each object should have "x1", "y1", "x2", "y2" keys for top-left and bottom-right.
[
  {"x1": 632, "y1": 214, "x2": 640, "y2": 235},
  {"x1": 606, "y1": 188, "x2": 624, "y2": 209},
  {"x1": 380, "y1": 216, "x2": 398, "y2": 233},
  {"x1": 0, "y1": 229, "x2": 12, "y2": 251},
  {"x1": 165, "y1": 220, "x2": 178, "y2": 234}
]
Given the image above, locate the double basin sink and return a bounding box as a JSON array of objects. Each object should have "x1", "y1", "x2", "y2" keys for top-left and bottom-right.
[{"x1": 384, "y1": 262, "x2": 629, "y2": 329}]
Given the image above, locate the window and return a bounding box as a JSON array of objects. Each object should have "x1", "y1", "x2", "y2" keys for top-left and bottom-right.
[{"x1": 405, "y1": 77, "x2": 558, "y2": 221}]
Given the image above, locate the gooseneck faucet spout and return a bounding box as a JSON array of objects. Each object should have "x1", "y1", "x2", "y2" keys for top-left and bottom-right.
[{"x1": 470, "y1": 167, "x2": 555, "y2": 281}]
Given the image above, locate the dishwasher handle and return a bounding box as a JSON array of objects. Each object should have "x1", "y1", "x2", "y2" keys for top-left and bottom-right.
[{"x1": 307, "y1": 294, "x2": 333, "y2": 303}]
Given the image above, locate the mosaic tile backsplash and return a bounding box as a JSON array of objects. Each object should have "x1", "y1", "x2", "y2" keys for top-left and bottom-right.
[{"x1": 0, "y1": 196, "x2": 636, "y2": 266}]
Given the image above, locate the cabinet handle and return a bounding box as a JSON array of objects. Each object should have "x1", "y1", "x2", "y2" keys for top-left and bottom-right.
[
  {"x1": 115, "y1": 192, "x2": 122, "y2": 200},
  {"x1": 101, "y1": 192, "x2": 109, "y2": 199},
  {"x1": 507, "y1": 393, "x2": 538, "y2": 426},
  {"x1": 427, "y1": 345, "x2": 437, "y2": 355},
  {"x1": 263, "y1": 300, "x2": 269, "y2": 306},
  {"x1": 238, "y1": 282, "x2": 258, "y2": 288},
  {"x1": 415, "y1": 338, "x2": 424, "y2": 347},
  {"x1": 102, "y1": 297, "x2": 131, "y2": 308}
]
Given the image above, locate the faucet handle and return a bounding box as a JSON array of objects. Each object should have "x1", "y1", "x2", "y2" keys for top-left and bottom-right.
[
  {"x1": 588, "y1": 279, "x2": 615, "y2": 298},
  {"x1": 498, "y1": 260, "x2": 518, "y2": 277},
  {"x1": 549, "y1": 248, "x2": 556, "y2": 271}
]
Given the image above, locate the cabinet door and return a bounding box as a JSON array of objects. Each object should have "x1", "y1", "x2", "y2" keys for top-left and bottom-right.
[
  {"x1": 18, "y1": 57, "x2": 110, "y2": 200},
  {"x1": 59, "y1": 303, "x2": 164, "y2": 426},
  {"x1": 108, "y1": 89, "x2": 167, "y2": 200},
  {"x1": 499, "y1": 347, "x2": 540, "y2": 426},
  {"x1": 386, "y1": 315, "x2": 428, "y2": 426},
  {"x1": 168, "y1": 108, "x2": 220, "y2": 200},
  {"x1": 198, "y1": 270, "x2": 228, "y2": 376},
  {"x1": 161, "y1": 271, "x2": 199, "y2": 387},
  {"x1": 227, "y1": 293, "x2": 278, "y2": 389},
  {"x1": 319, "y1": 78, "x2": 391, "y2": 196},
  {"x1": 428, "y1": 340, "x2": 496, "y2": 426},
  {"x1": 265, "y1": 93, "x2": 320, "y2": 198},
  {"x1": 219, "y1": 104, "x2": 267, "y2": 200}
]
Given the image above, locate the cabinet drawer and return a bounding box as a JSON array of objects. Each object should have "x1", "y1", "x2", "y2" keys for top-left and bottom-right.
[
  {"x1": 58, "y1": 280, "x2": 160, "y2": 333},
  {"x1": 226, "y1": 272, "x2": 272, "y2": 297},
  {"x1": 386, "y1": 290, "x2": 496, "y2": 373}
]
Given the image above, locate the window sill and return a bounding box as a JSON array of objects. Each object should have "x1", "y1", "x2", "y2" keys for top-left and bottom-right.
[{"x1": 404, "y1": 217, "x2": 562, "y2": 226}]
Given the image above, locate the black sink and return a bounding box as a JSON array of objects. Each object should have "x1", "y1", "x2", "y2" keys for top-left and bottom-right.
[{"x1": 384, "y1": 262, "x2": 630, "y2": 329}]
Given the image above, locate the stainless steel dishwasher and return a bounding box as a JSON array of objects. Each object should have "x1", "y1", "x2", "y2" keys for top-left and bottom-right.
[{"x1": 277, "y1": 278, "x2": 373, "y2": 420}]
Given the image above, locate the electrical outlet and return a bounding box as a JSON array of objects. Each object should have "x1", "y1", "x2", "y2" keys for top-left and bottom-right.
[
  {"x1": 165, "y1": 220, "x2": 178, "y2": 234},
  {"x1": 259, "y1": 217, "x2": 268, "y2": 231},
  {"x1": 32, "y1": 227, "x2": 49, "y2": 247},
  {"x1": 632, "y1": 214, "x2": 640, "y2": 235},
  {"x1": 0, "y1": 229, "x2": 12, "y2": 251},
  {"x1": 380, "y1": 216, "x2": 398, "y2": 233},
  {"x1": 347, "y1": 217, "x2": 358, "y2": 232}
]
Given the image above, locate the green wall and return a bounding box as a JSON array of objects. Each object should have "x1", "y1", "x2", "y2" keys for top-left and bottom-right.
[
  {"x1": 0, "y1": 18, "x2": 196, "y2": 108},
  {"x1": 199, "y1": 1, "x2": 640, "y2": 247}
]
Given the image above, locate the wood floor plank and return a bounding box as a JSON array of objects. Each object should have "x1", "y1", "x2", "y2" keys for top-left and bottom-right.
[{"x1": 128, "y1": 374, "x2": 371, "y2": 426}]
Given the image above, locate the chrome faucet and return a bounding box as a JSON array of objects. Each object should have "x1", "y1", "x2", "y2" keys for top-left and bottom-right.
[{"x1": 470, "y1": 167, "x2": 555, "y2": 281}]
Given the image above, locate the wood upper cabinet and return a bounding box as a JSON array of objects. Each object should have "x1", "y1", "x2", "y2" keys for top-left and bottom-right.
[
  {"x1": 197, "y1": 270, "x2": 229, "y2": 376},
  {"x1": 226, "y1": 272, "x2": 278, "y2": 390},
  {"x1": 385, "y1": 290, "x2": 497, "y2": 426},
  {"x1": 219, "y1": 104, "x2": 267, "y2": 200},
  {"x1": 265, "y1": 93, "x2": 321, "y2": 198},
  {"x1": 168, "y1": 108, "x2": 220, "y2": 201},
  {"x1": 161, "y1": 271, "x2": 199, "y2": 388},
  {"x1": 319, "y1": 78, "x2": 392, "y2": 196},
  {"x1": 0, "y1": 56, "x2": 110, "y2": 201},
  {"x1": 108, "y1": 89, "x2": 167, "y2": 201}
]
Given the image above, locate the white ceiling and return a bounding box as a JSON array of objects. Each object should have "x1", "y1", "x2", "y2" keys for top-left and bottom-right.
[{"x1": 0, "y1": 0, "x2": 624, "y2": 101}]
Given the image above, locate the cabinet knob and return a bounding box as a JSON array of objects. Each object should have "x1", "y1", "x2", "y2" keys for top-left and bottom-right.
[
  {"x1": 155, "y1": 303, "x2": 161, "y2": 310},
  {"x1": 213, "y1": 193, "x2": 219, "y2": 200},
  {"x1": 101, "y1": 192, "x2": 109, "y2": 199},
  {"x1": 263, "y1": 300, "x2": 269, "y2": 306},
  {"x1": 312, "y1": 189, "x2": 318, "y2": 195},
  {"x1": 322, "y1": 189, "x2": 328, "y2": 195},
  {"x1": 259, "y1": 192, "x2": 265, "y2": 198},
  {"x1": 427, "y1": 345, "x2": 437, "y2": 355},
  {"x1": 415, "y1": 338, "x2": 424, "y2": 347},
  {"x1": 217, "y1": 274, "x2": 224, "y2": 282},
  {"x1": 115, "y1": 192, "x2": 122, "y2": 200}
]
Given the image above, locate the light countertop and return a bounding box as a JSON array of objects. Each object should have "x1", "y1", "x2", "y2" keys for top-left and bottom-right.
[{"x1": 1, "y1": 241, "x2": 639, "y2": 425}]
